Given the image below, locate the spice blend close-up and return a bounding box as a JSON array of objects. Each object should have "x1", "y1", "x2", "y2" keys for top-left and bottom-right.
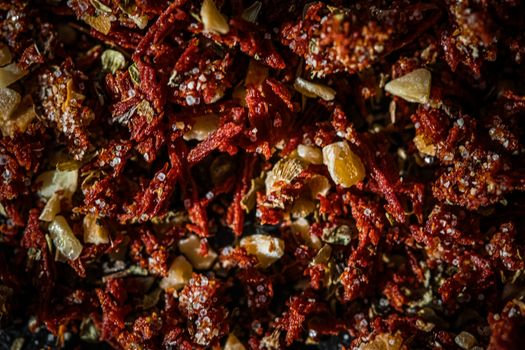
[{"x1": 0, "y1": 0, "x2": 524, "y2": 349}]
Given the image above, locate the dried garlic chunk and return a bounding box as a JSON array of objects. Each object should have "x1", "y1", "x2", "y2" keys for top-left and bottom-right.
[
  {"x1": 291, "y1": 218, "x2": 321, "y2": 249},
  {"x1": 0, "y1": 63, "x2": 28, "y2": 88},
  {"x1": 0, "y1": 44, "x2": 12, "y2": 66},
  {"x1": 2, "y1": 94, "x2": 37, "y2": 137},
  {"x1": 308, "y1": 174, "x2": 331, "y2": 198},
  {"x1": 265, "y1": 158, "x2": 305, "y2": 196},
  {"x1": 413, "y1": 134, "x2": 436, "y2": 156},
  {"x1": 83, "y1": 213, "x2": 109, "y2": 244},
  {"x1": 294, "y1": 77, "x2": 336, "y2": 101},
  {"x1": 83, "y1": 14, "x2": 112, "y2": 35},
  {"x1": 90, "y1": 0, "x2": 112, "y2": 13},
  {"x1": 183, "y1": 114, "x2": 220, "y2": 141},
  {"x1": 297, "y1": 144, "x2": 323, "y2": 164},
  {"x1": 160, "y1": 255, "x2": 193, "y2": 291},
  {"x1": 240, "y1": 176, "x2": 264, "y2": 212},
  {"x1": 245, "y1": 59, "x2": 268, "y2": 86},
  {"x1": 322, "y1": 141, "x2": 365, "y2": 188},
  {"x1": 454, "y1": 331, "x2": 477, "y2": 350},
  {"x1": 240, "y1": 234, "x2": 284, "y2": 268},
  {"x1": 0, "y1": 87, "x2": 21, "y2": 121},
  {"x1": 136, "y1": 99, "x2": 155, "y2": 122},
  {"x1": 201, "y1": 0, "x2": 230, "y2": 35},
  {"x1": 384, "y1": 68, "x2": 431, "y2": 104},
  {"x1": 49, "y1": 215, "x2": 83, "y2": 260},
  {"x1": 224, "y1": 333, "x2": 246, "y2": 350},
  {"x1": 178, "y1": 234, "x2": 217, "y2": 270},
  {"x1": 291, "y1": 197, "x2": 315, "y2": 217},
  {"x1": 39, "y1": 193, "x2": 61, "y2": 222},
  {"x1": 36, "y1": 163, "x2": 79, "y2": 200},
  {"x1": 358, "y1": 332, "x2": 404, "y2": 350}
]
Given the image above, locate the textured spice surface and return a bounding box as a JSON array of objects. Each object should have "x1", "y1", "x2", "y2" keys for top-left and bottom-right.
[{"x1": 0, "y1": 0, "x2": 525, "y2": 349}]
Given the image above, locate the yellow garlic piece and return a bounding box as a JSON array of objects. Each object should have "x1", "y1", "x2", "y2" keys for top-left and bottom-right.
[
  {"x1": 240, "y1": 234, "x2": 284, "y2": 268},
  {"x1": 384, "y1": 68, "x2": 431, "y2": 104},
  {"x1": 322, "y1": 141, "x2": 365, "y2": 188}
]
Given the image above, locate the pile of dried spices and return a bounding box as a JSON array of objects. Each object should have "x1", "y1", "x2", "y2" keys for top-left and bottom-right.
[{"x1": 0, "y1": 0, "x2": 524, "y2": 349}]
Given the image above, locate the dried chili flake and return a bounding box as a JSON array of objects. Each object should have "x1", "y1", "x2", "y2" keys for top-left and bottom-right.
[
  {"x1": 36, "y1": 59, "x2": 94, "y2": 160},
  {"x1": 178, "y1": 274, "x2": 229, "y2": 346}
]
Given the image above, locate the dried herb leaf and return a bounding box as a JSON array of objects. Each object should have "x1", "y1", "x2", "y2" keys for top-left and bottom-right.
[
  {"x1": 321, "y1": 225, "x2": 355, "y2": 245},
  {"x1": 90, "y1": 0, "x2": 112, "y2": 13},
  {"x1": 128, "y1": 63, "x2": 140, "y2": 85},
  {"x1": 48, "y1": 215, "x2": 83, "y2": 261},
  {"x1": 101, "y1": 49, "x2": 126, "y2": 74},
  {"x1": 36, "y1": 163, "x2": 79, "y2": 200},
  {"x1": 241, "y1": 1, "x2": 262, "y2": 23}
]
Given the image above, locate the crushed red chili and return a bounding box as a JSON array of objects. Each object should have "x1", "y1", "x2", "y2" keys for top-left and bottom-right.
[{"x1": 0, "y1": 1, "x2": 524, "y2": 349}]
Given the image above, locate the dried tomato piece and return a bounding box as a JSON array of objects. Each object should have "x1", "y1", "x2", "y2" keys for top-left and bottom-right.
[
  {"x1": 487, "y1": 300, "x2": 525, "y2": 350},
  {"x1": 276, "y1": 292, "x2": 327, "y2": 346},
  {"x1": 178, "y1": 274, "x2": 229, "y2": 346},
  {"x1": 35, "y1": 59, "x2": 94, "y2": 159}
]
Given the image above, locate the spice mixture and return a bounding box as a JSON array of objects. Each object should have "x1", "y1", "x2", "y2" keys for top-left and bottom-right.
[{"x1": 0, "y1": 0, "x2": 524, "y2": 349}]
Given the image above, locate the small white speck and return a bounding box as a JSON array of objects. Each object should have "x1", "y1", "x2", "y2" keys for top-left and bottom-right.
[
  {"x1": 186, "y1": 95, "x2": 197, "y2": 106},
  {"x1": 110, "y1": 157, "x2": 121, "y2": 167}
]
